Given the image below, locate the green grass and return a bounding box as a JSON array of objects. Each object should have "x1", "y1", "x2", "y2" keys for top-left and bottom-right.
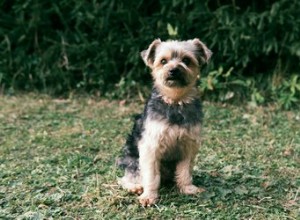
[{"x1": 0, "y1": 95, "x2": 299, "y2": 219}]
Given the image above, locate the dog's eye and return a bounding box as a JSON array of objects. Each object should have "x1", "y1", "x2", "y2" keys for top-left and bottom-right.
[
  {"x1": 182, "y1": 57, "x2": 191, "y2": 65},
  {"x1": 161, "y1": 59, "x2": 167, "y2": 65}
]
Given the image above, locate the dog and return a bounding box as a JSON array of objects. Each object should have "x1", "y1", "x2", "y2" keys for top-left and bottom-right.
[{"x1": 117, "y1": 38, "x2": 212, "y2": 206}]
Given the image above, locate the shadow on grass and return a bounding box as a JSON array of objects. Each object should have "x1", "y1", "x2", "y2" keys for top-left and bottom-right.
[{"x1": 156, "y1": 164, "x2": 295, "y2": 210}]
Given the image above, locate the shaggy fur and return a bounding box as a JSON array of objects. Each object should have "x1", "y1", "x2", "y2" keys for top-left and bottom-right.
[{"x1": 117, "y1": 38, "x2": 212, "y2": 206}]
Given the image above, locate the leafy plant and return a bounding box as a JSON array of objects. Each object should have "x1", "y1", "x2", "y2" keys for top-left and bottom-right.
[
  {"x1": 200, "y1": 67, "x2": 249, "y2": 103},
  {"x1": 0, "y1": 0, "x2": 299, "y2": 108},
  {"x1": 273, "y1": 75, "x2": 300, "y2": 109}
]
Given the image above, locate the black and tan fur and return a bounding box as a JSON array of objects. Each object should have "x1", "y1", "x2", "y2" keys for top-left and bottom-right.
[{"x1": 117, "y1": 39, "x2": 212, "y2": 206}]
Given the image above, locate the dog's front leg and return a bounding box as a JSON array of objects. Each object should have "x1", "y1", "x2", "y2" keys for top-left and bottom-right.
[
  {"x1": 138, "y1": 145, "x2": 160, "y2": 206},
  {"x1": 176, "y1": 141, "x2": 205, "y2": 195}
]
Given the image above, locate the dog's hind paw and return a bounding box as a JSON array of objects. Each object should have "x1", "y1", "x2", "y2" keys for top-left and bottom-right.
[
  {"x1": 179, "y1": 185, "x2": 205, "y2": 195},
  {"x1": 128, "y1": 185, "x2": 143, "y2": 195}
]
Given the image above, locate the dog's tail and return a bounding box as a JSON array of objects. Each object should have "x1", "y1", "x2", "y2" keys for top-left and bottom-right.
[{"x1": 116, "y1": 114, "x2": 143, "y2": 172}]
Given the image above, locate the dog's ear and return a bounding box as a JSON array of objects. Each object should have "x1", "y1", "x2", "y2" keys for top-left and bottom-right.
[
  {"x1": 192, "y1": 38, "x2": 212, "y2": 64},
  {"x1": 140, "y1": 39, "x2": 161, "y2": 67}
]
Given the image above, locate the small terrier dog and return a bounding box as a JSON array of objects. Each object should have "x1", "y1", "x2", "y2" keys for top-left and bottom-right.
[{"x1": 117, "y1": 38, "x2": 212, "y2": 206}]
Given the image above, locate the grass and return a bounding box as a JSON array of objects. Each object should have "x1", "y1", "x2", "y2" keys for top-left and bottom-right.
[{"x1": 0, "y1": 94, "x2": 299, "y2": 219}]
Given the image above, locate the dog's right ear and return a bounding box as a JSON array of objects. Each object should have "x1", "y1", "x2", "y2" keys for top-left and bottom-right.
[
  {"x1": 192, "y1": 38, "x2": 212, "y2": 65},
  {"x1": 140, "y1": 39, "x2": 161, "y2": 68}
]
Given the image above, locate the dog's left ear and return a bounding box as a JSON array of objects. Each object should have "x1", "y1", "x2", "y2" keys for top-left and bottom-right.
[
  {"x1": 140, "y1": 39, "x2": 161, "y2": 68},
  {"x1": 191, "y1": 38, "x2": 212, "y2": 64}
]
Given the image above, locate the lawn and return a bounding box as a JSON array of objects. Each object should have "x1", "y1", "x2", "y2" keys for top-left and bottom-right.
[{"x1": 0, "y1": 95, "x2": 299, "y2": 219}]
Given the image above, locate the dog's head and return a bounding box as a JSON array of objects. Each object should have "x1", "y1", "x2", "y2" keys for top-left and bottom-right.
[{"x1": 141, "y1": 39, "x2": 212, "y2": 91}]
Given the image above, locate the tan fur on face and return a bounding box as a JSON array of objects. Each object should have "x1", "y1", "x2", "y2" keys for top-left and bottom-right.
[
  {"x1": 153, "y1": 43, "x2": 199, "y2": 103},
  {"x1": 141, "y1": 39, "x2": 211, "y2": 104}
]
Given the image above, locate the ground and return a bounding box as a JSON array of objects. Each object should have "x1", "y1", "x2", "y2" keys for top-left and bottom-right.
[{"x1": 0, "y1": 95, "x2": 299, "y2": 219}]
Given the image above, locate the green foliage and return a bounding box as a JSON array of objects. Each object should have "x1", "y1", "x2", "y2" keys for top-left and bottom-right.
[
  {"x1": 0, "y1": 0, "x2": 299, "y2": 107},
  {"x1": 200, "y1": 67, "x2": 249, "y2": 102},
  {"x1": 272, "y1": 74, "x2": 300, "y2": 109},
  {"x1": 201, "y1": 69, "x2": 300, "y2": 109}
]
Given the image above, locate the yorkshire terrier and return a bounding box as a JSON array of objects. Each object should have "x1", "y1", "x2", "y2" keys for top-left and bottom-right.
[{"x1": 117, "y1": 38, "x2": 212, "y2": 206}]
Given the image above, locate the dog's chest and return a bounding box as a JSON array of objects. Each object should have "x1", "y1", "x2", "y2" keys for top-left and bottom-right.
[
  {"x1": 148, "y1": 95, "x2": 203, "y2": 127},
  {"x1": 140, "y1": 118, "x2": 200, "y2": 159}
]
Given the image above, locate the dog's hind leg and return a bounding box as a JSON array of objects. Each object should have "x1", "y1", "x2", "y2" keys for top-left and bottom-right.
[{"x1": 118, "y1": 169, "x2": 143, "y2": 195}]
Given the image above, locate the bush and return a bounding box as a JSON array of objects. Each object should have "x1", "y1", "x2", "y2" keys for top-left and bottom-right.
[{"x1": 0, "y1": 0, "x2": 299, "y2": 107}]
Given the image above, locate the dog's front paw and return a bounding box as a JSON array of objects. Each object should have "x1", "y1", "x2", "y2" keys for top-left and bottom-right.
[
  {"x1": 138, "y1": 192, "x2": 158, "y2": 207},
  {"x1": 179, "y1": 185, "x2": 205, "y2": 195}
]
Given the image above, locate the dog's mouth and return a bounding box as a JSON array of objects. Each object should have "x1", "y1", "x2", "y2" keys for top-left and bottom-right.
[{"x1": 165, "y1": 74, "x2": 188, "y2": 87}]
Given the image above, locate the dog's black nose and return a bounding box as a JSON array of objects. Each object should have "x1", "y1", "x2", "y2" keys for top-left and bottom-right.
[{"x1": 168, "y1": 68, "x2": 180, "y2": 77}]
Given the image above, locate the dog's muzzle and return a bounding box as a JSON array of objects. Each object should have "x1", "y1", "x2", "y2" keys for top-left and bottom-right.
[{"x1": 165, "y1": 68, "x2": 187, "y2": 87}]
